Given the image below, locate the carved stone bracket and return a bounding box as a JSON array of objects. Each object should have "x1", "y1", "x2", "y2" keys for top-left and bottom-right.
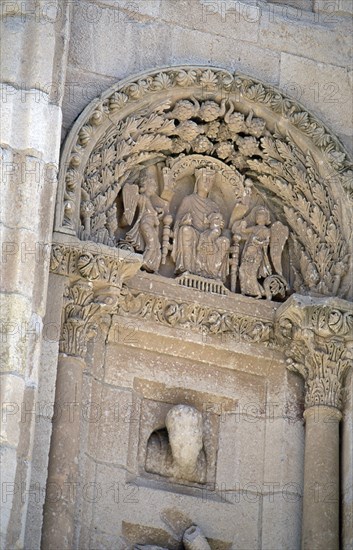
[
  {"x1": 276, "y1": 294, "x2": 353, "y2": 410},
  {"x1": 50, "y1": 239, "x2": 143, "y2": 289}
]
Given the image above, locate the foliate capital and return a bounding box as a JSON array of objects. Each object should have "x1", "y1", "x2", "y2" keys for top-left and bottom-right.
[{"x1": 276, "y1": 294, "x2": 353, "y2": 410}]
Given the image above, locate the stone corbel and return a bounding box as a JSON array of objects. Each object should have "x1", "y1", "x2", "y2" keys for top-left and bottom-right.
[{"x1": 275, "y1": 294, "x2": 353, "y2": 550}]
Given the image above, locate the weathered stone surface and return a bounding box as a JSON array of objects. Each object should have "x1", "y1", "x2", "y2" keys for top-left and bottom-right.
[
  {"x1": 0, "y1": 293, "x2": 33, "y2": 375},
  {"x1": 0, "y1": 147, "x2": 57, "y2": 236},
  {"x1": 0, "y1": 87, "x2": 62, "y2": 162},
  {"x1": 259, "y1": 6, "x2": 353, "y2": 67},
  {"x1": 261, "y1": 495, "x2": 302, "y2": 550},
  {"x1": 0, "y1": 373, "x2": 25, "y2": 448},
  {"x1": 160, "y1": 0, "x2": 261, "y2": 43},
  {"x1": 2, "y1": 5, "x2": 353, "y2": 548},
  {"x1": 0, "y1": 16, "x2": 57, "y2": 93},
  {"x1": 280, "y1": 53, "x2": 353, "y2": 138},
  {"x1": 169, "y1": 26, "x2": 281, "y2": 83},
  {"x1": 68, "y1": 4, "x2": 172, "y2": 78},
  {"x1": 61, "y1": 66, "x2": 117, "y2": 141}
]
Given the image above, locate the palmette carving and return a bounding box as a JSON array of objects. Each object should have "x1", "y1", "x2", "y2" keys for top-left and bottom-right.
[
  {"x1": 50, "y1": 243, "x2": 143, "y2": 287},
  {"x1": 117, "y1": 287, "x2": 273, "y2": 345}
]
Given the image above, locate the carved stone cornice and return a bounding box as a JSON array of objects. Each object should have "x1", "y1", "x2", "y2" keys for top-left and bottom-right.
[
  {"x1": 276, "y1": 295, "x2": 353, "y2": 410},
  {"x1": 116, "y1": 285, "x2": 274, "y2": 346},
  {"x1": 50, "y1": 239, "x2": 143, "y2": 289}
]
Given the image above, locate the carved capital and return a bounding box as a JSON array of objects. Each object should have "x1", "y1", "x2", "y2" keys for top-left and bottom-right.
[
  {"x1": 60, "y1": 281, "x2": 121, "y2": 358},
  {"x1": 50, "y1": 239, "x2": 143, "y2": 288},
  {"x1": 276, "y1": 295, "x2": 353, "y2": 410}
]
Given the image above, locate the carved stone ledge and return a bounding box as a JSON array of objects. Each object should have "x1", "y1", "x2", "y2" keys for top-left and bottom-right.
[
  {"x1": 276, "y1": 294, "x2": 353, "y2": 410},
  {"x1": 50, "y1": 238, "x2": 143, "y2": 288},
  {"x1": 115, "y1": 272, "x2": 277, "y2": 347}
]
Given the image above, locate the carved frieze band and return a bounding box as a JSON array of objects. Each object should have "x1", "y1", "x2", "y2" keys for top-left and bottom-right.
[
  {"x1": 117, "y1": 287, "x2": 274, "y2": 346},
  {"x1": 276, "y1": 296, "x2": 353, "y2": 410},
  {"x1": 50, "y1": 241, "x2": 143, "y2": 287}
]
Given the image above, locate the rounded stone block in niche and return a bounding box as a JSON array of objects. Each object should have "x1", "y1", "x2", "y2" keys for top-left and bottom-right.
[{"x1": 135, "y1": 398, "x2": 219, "y2": 489}]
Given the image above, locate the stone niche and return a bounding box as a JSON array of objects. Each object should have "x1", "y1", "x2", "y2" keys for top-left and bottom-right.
[{"x1": 130, "y1": 382, "x2": 221, "y2": 489}]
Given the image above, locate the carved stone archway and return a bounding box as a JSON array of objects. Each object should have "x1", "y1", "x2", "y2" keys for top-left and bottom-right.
[
  {"x1": 54, "y1": 66, "x2": 352, "y2": 300},
  {"x1": 45, "y1": 67, "x2": 353, "y2": 549}
]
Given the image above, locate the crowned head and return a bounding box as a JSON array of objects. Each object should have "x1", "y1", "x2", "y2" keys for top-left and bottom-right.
[{"x1": 194, "y1": 167, "x2": 217, "y2": 197}]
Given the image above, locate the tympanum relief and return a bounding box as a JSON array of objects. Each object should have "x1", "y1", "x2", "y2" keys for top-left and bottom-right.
[
  {"x1": 79, "y1": 144, "x2": 290, "y2": 300},
  {"x1": 58, "y1": 68, "x2": 352, "y2": 300}
]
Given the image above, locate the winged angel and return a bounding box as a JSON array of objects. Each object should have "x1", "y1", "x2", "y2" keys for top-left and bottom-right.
[
  {"x1": 234, "y1": 206, "x2": 289, "y2": 299},
  {"x1": 123, "y1": 173, "x2": 168, "y2": 272}
]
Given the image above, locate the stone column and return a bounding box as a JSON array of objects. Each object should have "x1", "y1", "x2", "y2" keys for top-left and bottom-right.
[
  {"x1": 276, "y1": 295, "x2": 353, "y2": 550},
  {"x1": 41, "y1": 243, "x2": 143, "y2": 549},
  {"x1": 0, "y1": 3, "x2": 71, "y2": 548},
  {"x1": 41, "y1": 280, "x2": 119, "y2": 550}
]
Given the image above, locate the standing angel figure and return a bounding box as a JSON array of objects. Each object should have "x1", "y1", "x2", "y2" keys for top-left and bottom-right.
[
  {"x1": 123, "y1": 173, "x2": 168, "y2": 272},
  {"x1": 235, "y1": 206, "x2": 288, "y2": 299}
]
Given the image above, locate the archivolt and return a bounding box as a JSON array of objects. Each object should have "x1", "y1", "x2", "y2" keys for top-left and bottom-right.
[{"x1": 55, "y1": 66, "x2": 353, "y2": 299}]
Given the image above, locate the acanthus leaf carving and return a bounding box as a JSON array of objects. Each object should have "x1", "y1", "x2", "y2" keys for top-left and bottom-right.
[
  {"x1": 276, "y1": 296, "x2": 353, "y2": 410},
  {"x1": 50, "y1": 242, "x2": 143, "y2": 289},
  {"x1": 60, "y1": 281, "x2": 117, "y2": 358}
]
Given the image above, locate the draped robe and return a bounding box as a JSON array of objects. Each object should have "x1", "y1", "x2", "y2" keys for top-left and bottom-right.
[{"x1": 171, "y1": 193, "x2": 220, "y2": 274}]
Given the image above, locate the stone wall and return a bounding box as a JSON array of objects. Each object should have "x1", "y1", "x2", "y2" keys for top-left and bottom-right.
[
  {"x1": 75, "y1": 281, "x2": 304, "y2": 548},
  {"x1": 62, "y1": 0, "x2": 353, "y2": 157},
  {"x1": 1, "y1": 1, "x2": 352, "y2": 548}
]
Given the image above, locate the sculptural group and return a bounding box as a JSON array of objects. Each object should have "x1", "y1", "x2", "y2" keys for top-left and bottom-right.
[{"x1": 116, "y1": 161, "x2": 289, "y2": 301}]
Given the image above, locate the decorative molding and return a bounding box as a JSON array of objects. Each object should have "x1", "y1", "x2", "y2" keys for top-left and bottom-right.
[
  {"x1": 276, "y1": 295, "x2": 353, "y2": 410},
  {"x1": 50, "y1": 240, "x2": 143, "y2": 288},
  {"x1": 59, "y1": 281, "x2": 121, "y2": 358},
  {"x1": 55, "y1": 66, "x2": 353, "y2": 299},
  {"x1": 117, "y1": 286, "x2": 274, "y2": 346}
]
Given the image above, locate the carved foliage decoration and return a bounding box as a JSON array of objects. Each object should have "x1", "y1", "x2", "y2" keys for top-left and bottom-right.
[
  {"x1": 276, "y1": 297, "x2": 353, "y2": 410},
  {"x1": 60, "y1": 280, "x2": 122, "y2": 357},
  {"x1": 56, "y1": 67, "x2": 353, "y2": 300},
  {"x1": 50, "y1": 243, "x2": 143, "y2": 288},
  {"x1": 117, "y1": 287, "x2": 273, "y2": 345}
]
